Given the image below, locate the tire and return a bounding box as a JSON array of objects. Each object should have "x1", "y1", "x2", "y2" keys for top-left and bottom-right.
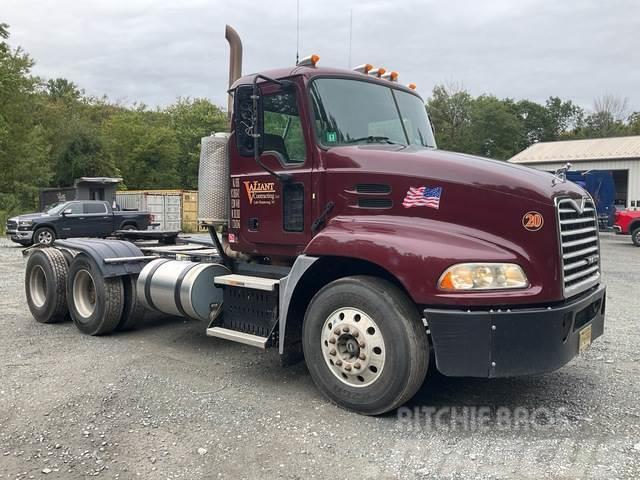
[
  {"x1": 121, "y1": 224, "x2": 136, "y2": 231},
  {"x1": 116, "y1": 274, "x2": 145, "y2": 331},
  {"x1": 25, "y1": 248, "x2": 69, "y2": 323},
  {"x1": 632, "y1": 227, "x2": 640, "y2": 247},
  {"x1": 302, "y1": 275, "x2": 429, "y2": 415},
  {"x1": 34, "y1": 227, "x2": 56, "y2": 246},
  {"x1": 67, "y1": 254, "x2": 124, "y2": 335}
]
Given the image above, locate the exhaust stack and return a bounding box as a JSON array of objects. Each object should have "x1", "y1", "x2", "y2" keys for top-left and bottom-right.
[{"x1": 225, "y1": 25, "x2": 243, "y2": 118}]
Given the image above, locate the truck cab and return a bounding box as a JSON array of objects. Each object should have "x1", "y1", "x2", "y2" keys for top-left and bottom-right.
[{"x1": 21, "y1": 30, "x2": 606, "y2": 416}]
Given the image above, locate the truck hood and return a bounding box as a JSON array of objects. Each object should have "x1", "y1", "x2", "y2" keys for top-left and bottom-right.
[
  {"x1": 9, "y1": 212, "x2": 48, "y2": 222},
  {"x1": 325, "y1": 145, "x2": 585, "y2": 205}
]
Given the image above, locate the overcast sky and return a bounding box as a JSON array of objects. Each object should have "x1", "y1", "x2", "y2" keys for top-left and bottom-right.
[{"x1": 3, "y1": 0, "x2": 639, "y2": 112}]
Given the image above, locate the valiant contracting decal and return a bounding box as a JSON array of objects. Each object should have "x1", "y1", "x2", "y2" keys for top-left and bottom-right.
[{"x1": 244, "y1": 180, "x2": 278, "y2": 205}]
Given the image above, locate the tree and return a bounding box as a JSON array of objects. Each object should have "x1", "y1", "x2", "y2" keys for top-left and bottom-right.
[
  {"x1": 628, "y1": 112, "x2": 640, "y2": 135},
  {"x1": 426, "y1": 83, "x2": 473, "y2": 153},
  {"x1": 164, "y1": 98, "x2": 227, "y2": 189},
  {"x1": 101, "y1": 110, "x2": 180, "y2": 189},
  {"x1": 0, "y1": 24, "x2": 51, "y2": 226},
  {"x1": 44, "y1": 78, "x2": 83, "y2": 102},
  {"x1": 575, "y1": 95, "x2": 629, "y2": 138},
  {"x1": 467, "y1": 95, "x2": 522, "y2": 159}
]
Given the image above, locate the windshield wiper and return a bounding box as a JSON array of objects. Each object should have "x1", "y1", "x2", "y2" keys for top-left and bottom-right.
[{"x1": 344, "y1": 135, "x2": 403, "y2": 145}]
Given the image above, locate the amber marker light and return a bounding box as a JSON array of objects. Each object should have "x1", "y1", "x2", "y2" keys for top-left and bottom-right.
[
  {"x1": 298, "y1": 54, "x2": 320, "y2": 67},
  {"x1": 353, "y1": 63, "x2": 373, "y2": 74}
]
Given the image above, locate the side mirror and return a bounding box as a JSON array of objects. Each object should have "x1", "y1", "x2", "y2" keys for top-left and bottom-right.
[
  {"x1": 233, "y1": 84, "x2": 264, "y2": 157},
  {"x1": 62, "y1": 208, "x2": 72, "y2": 216}
]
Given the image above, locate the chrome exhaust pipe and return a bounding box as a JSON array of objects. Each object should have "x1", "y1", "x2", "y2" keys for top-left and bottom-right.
[{"x1": 225, "y1": 25, "x2": 243, "y2": 118}]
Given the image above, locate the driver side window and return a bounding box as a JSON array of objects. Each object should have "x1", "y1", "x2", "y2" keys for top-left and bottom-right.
[
  {"x1": 263, "y1": 91, "x2": 306, "y2": 165},
  {"x1": 66, "y1": 202, "x2": 82, "y2": 214}
]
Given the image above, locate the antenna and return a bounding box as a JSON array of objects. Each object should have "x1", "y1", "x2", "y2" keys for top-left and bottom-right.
[
  {"x1": 348, "y1": 9, "x2": 353, "y2": 68},
  {"x1": 296, "y1": 0, "x2": 300, "y2": 65}
]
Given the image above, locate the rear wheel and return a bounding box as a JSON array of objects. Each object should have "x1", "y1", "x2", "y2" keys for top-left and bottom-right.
[
  {"x1": 632, "y1": 227, "x2": 640, "y2": 247},
  {"x1": 67, "y1": 254, "x2": 124, "y2": 335},
  {"x1": 34, "y1": 227, "x2": 56, "y2": 246},
  {"x1": 121, "y1": 224, "x2": 136, "y2": 231},
  {"x1": 25, "y1": 248, "x2": 69, "y2": 323},
  {"x1": 302, "y1": 276, "x2": 429, "y2": 415}
]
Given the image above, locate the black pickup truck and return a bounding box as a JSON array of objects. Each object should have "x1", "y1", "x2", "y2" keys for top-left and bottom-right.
[{"x1": 6, "y1": 200, "x2": 152, "y2": 246}]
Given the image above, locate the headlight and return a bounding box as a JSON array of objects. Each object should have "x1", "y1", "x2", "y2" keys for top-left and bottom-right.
[
  {"x1": 18, "y1": 220, "x2": 33, "y2": 227},
  {"x1": 438, "y1": 263, "x2": 528, "y2": 291}
]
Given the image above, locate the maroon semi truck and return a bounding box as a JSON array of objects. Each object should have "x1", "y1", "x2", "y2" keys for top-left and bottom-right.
[{"x1": 22, "y1": 27, "x2": 605, "y2": 415}]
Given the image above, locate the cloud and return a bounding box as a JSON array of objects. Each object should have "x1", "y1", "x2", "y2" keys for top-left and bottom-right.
[{"x1": 3, "y1": 0, "x2": 638, "y2": 111}]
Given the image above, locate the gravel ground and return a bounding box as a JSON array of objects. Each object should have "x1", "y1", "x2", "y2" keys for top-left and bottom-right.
[{"x1": 1, "y1": 233, "x2": 639, "y2": 479}]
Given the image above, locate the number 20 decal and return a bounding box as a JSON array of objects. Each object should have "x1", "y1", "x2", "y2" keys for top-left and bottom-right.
[{"x1": 522, "y1": 211, "x2": 544, "y2": 231}]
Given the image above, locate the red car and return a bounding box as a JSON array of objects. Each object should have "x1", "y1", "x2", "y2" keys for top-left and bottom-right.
[{"x1": 614, "y1": 210, "x2": 640, "y2": 245}]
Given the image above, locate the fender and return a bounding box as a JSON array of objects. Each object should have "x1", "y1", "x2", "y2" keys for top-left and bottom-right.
[
  {"x1": 53, "y1": 239, "x2": 146, "y2": 277},
  {"x1": 31, "y1": 222, "x2": 59, "y2": 237},
  {"x1": 303, "y1": 215, "x2": 551, "y2": 307}
]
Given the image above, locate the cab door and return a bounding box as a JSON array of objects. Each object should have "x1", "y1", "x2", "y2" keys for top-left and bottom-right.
[
  {"x1": 82, "y1": 202, "x2": 114, "y2": 237},
  {"x1": 58, "y1": 201, "x2": 84, "y2": 238},
  {"x1": 231, "y1": 80, "x2": 315, "y2": 257}
]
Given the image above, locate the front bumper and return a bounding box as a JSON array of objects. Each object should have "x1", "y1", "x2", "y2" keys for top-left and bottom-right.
[
  {"x1": 613, "y1": 225, "x2": 623, "y2": 233},
  {"x1": 6, "y1": 230, "x2": 33, "y2": 243},
  {"x1": 425, "y1": 283, "x2": 606, "y2": 378}
]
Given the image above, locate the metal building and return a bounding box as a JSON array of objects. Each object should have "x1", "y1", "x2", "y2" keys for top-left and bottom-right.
[
  {"x1": 40, "y1": 177, "x2": 122, "y2": 210},
  {"x1": 510, "y1": 135, "x2": 640, "y2": 209}
]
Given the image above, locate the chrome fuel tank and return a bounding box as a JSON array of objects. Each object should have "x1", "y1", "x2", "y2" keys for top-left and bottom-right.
[{"x1": 137, "y1": 259, "x2": 229, "y2": 321}]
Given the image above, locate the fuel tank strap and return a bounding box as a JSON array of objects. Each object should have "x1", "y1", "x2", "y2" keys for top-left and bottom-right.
[
  {"x1": 143, "y1": 259, "x2": 171, "y2": 312},
  {"x1": 174, "y1": 262, "x2": 200, "y2": 319}
]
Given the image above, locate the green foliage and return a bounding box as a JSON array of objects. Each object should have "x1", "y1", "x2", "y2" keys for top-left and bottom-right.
[
  {"x1": 427, "y1": 84, "x2": 640, "y2": 159},
  {"x1": 0, "y1": 24, "x2": 228, "y2": 230}
]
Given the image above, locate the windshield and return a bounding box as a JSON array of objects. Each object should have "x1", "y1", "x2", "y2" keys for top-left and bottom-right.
[
  {"x1": 46, "y1": 203, "x2": 67, "y2": 215},
  {"x1": 310, "y1": 78, "x2": 436, "y2": 148}
]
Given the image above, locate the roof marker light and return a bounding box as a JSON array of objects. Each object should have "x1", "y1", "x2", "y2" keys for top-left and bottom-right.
[
  {"x1": 382, "y1": 71, "x2": 399, "y2": 82},
  {"x1": 353, "y1": 63, "x2": 373, "y2": 74},
  {"x1": 408, "y1": 83, "x2": 417, "y2": 90},
  {"x1": 298, "y1": 54, "x2": 320, "y2": 67},
  {"x1": 369, "y1": 67, "x2": 385, "y2": 78}
]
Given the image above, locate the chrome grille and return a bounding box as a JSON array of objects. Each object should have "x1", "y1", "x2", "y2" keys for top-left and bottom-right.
[
  {"x1": 557, "y1": 198, "x2": 600, "y2": 297},
  {"x1": 6, "y1": 220, "x2": 17, "y2": 232}
]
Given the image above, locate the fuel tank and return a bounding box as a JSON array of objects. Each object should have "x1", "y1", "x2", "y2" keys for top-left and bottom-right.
[{"x1": 137, "y1": 259, "x2": 229, "y2": 321}]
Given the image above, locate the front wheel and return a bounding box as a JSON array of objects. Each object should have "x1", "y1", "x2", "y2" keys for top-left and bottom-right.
[
  {"x1": 302, "y1": 276, "x2": 429, "y2": 415},
  {"x1": 34, "y1": 227, "x2": 56, "y2": 246},
  {"x1": 632, "y1": 227, "x2": 640, "y2": 247}
]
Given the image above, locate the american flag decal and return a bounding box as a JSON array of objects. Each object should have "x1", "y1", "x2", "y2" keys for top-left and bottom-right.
[{"x1": 402, "y1": 186, "x2": 443, "y2": 209}]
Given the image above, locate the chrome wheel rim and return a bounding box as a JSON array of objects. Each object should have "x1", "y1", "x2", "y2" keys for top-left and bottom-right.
[
  {"x1": 320, "y1": 307, "x2": 386, "y2": 388},
  {"x1": 37, "y1": 230, "x2": 53, "y2": 245},
  {"x1": 73, "y1": 269, "x2": 96, "y2": 319},
  {"x1": 29, "y1": 265, "x2": 47, "y2": 308}
]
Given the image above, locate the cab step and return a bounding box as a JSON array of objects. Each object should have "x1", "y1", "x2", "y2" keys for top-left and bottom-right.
[
  {"x1": 214, "y1": 274, "x2": 279, "y2": 291},
  {"x1": 206, "y1": 326, "x2": 269, "y2": 349}
]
